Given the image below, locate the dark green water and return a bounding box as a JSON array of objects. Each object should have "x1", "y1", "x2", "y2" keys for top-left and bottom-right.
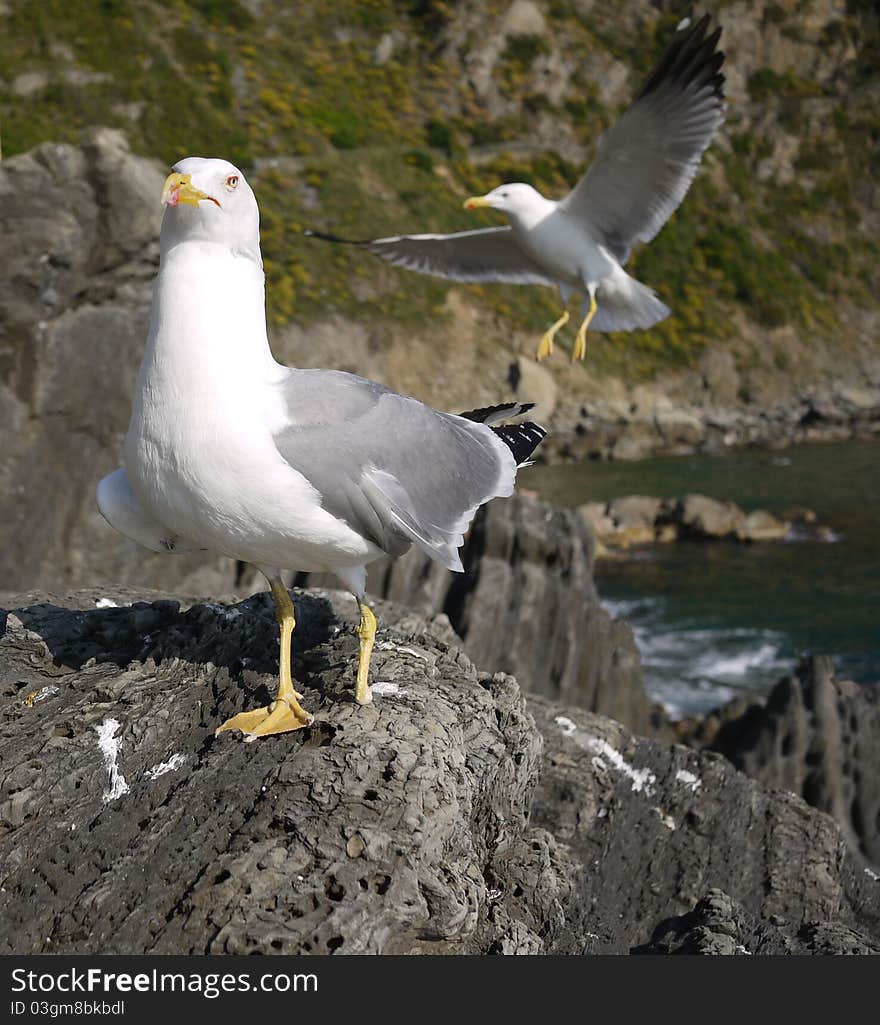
[{"x1": 521, "y1": 440, "x2": 879, "y2": 716}]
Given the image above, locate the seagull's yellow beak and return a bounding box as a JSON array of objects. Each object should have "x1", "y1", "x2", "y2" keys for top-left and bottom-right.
[
  {"x1": 161, "y1": 172, "x2": 212, "y2": 208},
  {"x1": 463, "y1": 195, "x2": 491, "y2": 210}
]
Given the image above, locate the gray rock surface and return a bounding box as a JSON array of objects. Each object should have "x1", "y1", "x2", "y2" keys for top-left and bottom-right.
[
  {"x1": 528, "y1": 696, "x2": 880, "y2": 954},
  {"x1": 0, "y1": 587, "x2": 561, "y2": 955},
  {"x1": 369, "y1": 494, "x2": 654, "y2": 734},
  {"x1": 2, "y1": 590, "x2": 878, "y2": 955},
  {"x1": 634, "y1": 889, "x2": 880, "y2": 955},
  {"x1": 705, "y1": 656, "x2": 880, "y2": 869}
]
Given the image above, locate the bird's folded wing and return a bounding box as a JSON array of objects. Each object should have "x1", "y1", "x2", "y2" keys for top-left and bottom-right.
[
  {"x1": 307, "y1": 226, "x2": 558, "y2": 285},
  {"x1": 559, "y1": 14, "x2": 725, "y2": 264},
  {"x1": 273, "y1": 370, "x2": 516, "y2": 570}
]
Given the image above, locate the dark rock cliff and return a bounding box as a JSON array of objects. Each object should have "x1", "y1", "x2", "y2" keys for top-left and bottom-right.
[
  {"x1": 699, "y1": 655, "x2": 880, "y2": 869},
  {"x1": 370, "y1": 494, "x2": 653, "y2": 734}
]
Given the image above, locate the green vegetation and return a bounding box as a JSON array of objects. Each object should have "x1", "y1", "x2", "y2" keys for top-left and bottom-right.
[{"x1": 0, "y1": 0, "x2": 877, "y2": 382}]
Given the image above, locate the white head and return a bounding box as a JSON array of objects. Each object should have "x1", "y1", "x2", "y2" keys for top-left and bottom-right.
[
  {"x1": 160, "y1": 157, "x2": 262, "y2": 267},
  {"x1": 463, "y1": 182, "x2": 546, "y2": 218}
]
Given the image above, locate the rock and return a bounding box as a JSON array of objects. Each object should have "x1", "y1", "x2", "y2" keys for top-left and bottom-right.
[
  {"x1": 607, "y1": 495, "x2": 663, "y2": 529},
  {"x1": 604, "y1": 495, "x2": 663, "y2": 546},
  {"x1": 2, "y1": 590, "x2": 878, "y2": 955},
  {"x1": 737, "y1": 508, "x2": 790, "y2": 542},
  {"x1": 635, "y1": 889, "x2": 880, "y2": 955},
  {"x1": 528, "y1": 697, "x2": 880, "y2": 953},
  {"x1": 610, "y1": 427, "x2": 656, "y2": 461},
  {"x1": 0, "y1": 587, "x2": 567, "y2": 955},
  {"x1": 502, "y1": 0, "x2": 546, "y2": 38},
  {"x1": 576, "y1": 493, "x2": 804, "y2": 549},
  {"x1": 578, "y1": 501, "x2": 615, "y2": 539},
  {"x1": 707, "y1": 656, "x2": 880, "y2": 867},
  {"x1": 673, "y1": 494, "x2": 746, "y2": 539},
  {"x1": 579, "y1": 494, "x2": 660, "y2": 549},
  {"x1": 630, "y1": 384, "x2": 674, "y2": 422},
  {"x1": 699, "y1": 348, "x2": 741, "y2": 407},
  {"x1": 371, "y1": 494, "x2": 654, "y2": 733},
  {"x1": 654, "y1": 408, "x2": 706, "y2": 450},
  {"x1": 835, "y1": 385, "x2": 880, "y2": 414},
  {"x1": 507, "y1": 355, "x2": 557, "y2": 423}
]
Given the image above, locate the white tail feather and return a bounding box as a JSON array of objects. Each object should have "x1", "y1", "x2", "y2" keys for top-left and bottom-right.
[{"x1": 590, "y1": 266, "x2": 671, "y2": 333}]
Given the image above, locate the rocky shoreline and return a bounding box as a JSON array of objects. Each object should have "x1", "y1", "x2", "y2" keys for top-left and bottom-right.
[
  {"x1": 578, "y1": 492, "x2": 831, "y2": 550},
  {"x1": 539, "y1": 373, "x2": 880, "y2": 464}
]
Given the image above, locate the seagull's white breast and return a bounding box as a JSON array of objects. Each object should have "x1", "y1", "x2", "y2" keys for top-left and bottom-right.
[
  {"x1": 511, "y1": 205, "x2": 617, "y2": 286},
  {"x1": 125, "y1": 241, "x2": 378, "y2": 571}
]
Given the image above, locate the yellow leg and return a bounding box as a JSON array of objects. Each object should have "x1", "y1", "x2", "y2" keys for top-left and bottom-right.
[
  {"x1": 571, "y1": 292, "x2": 598, "y2": 361},
  {"x1": 535, "y1": 309, "x2": 569, "y2": 361},
  {"x1": 355, "y1": 600, "x2": 377, "y2": 706},
  {"x1": 215, "y1": 579, "x2": 313, "y2": 738}
]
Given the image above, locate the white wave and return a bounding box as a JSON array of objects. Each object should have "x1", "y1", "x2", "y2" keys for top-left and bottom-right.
[
  {"x1": 603, "y1": 595, "x2": 792, "y2": 718},
  {"x1": 693, "y1": 642, "x2": 785, "y2": 680}
]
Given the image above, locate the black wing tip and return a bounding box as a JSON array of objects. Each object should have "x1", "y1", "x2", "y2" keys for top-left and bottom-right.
[
  {"x1": 458, "y1": 401, "x2": 536, "y2": 424},
  {"x1": 637, "y1": 11, "x2": 726, "y2": 105},
  {"x1": 492, "y1": 421, "x2": 546, "y2": 466}
]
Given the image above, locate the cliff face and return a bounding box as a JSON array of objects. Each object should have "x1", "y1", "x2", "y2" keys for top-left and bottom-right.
[
  {"x1": 0, "y1": 0, "x2": 878, "y2": 428},
  {"x1": 0, "y1": 131, "x2": 236, "y2": 596}
]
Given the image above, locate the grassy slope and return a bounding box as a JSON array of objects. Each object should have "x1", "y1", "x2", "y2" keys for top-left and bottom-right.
[{"x1": 1, "y1": 0, "x2": 878, "y2": 386}]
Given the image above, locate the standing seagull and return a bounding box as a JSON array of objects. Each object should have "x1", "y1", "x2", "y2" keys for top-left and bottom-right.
[
  {"x1": 306, "y1": 14, "x2": 725, "y2": 361},
  {"x1": 96, "y1": 157, "x2": 544, "y2": 739}
]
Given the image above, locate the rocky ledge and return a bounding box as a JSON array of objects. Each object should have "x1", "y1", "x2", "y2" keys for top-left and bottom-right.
[{"x1": 1, "y1": 589, "x2": 877, "y2": 955}]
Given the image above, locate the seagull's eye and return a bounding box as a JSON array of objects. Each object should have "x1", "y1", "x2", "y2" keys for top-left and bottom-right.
[
  {"x1": 501, "y1": 191, "x2": 509, "y2": 198},
  {"x1": 225, "y1": 175, "x2": 240, "y2": 190}
]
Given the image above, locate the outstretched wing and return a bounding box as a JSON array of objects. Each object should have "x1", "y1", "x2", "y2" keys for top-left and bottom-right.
[
  {"x1": 559, "y1": 14, "x2": 725, "y2": 264},
  {"x1": 305, "y1": 226, "x2": 558, "y2": 286}
]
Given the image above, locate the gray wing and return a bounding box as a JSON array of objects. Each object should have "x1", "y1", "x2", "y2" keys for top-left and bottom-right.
[
  {"x1": 306, "y1": 226, "x2": 558, "y2": 286},
  {"x1": 273, "y1": 370, "x2": 516, "y2": 571},
  {"x1": 559, "y1": 14, "x2": 725, "y2": 264}
]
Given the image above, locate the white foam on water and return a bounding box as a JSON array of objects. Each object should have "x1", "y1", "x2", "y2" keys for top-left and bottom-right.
[
  {"x1": 95, "y1": 718, "x2": 130, "y2": 802},
  {"x1": 693, "y1": 642, "x2": 783, "y2": 680},
  {"x1": 604, "y1": 596, "x2": 791, "y2": 719}
]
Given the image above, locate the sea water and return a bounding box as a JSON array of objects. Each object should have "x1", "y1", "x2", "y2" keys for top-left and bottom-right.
[{"x1": 522, "y1": 439, "x2": 879, "y2": 718}]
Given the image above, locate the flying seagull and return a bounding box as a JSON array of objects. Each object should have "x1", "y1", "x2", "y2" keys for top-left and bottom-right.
[
  {"x1": 306, "y1": 14, "x2": 725, "y2": 362},
  {"x1": 96, "y1": 157, "x2": 544, "y2": 739}
]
